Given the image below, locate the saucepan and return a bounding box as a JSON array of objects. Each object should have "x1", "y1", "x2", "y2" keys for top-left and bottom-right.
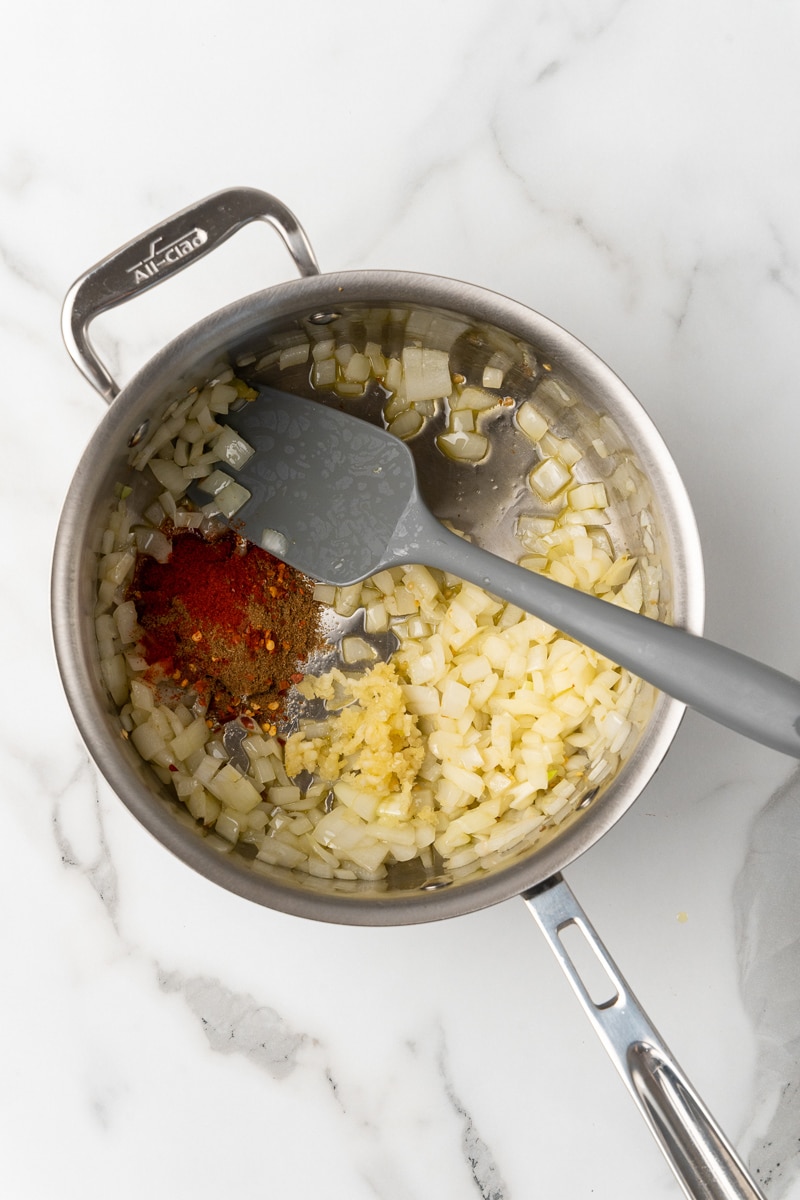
[{"x1": 52, "y1": 188, "x2": 764, "y2": 1199}]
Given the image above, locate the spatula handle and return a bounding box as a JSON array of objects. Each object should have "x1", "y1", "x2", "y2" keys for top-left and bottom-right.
[{"x1": 420, "y1": 514, "x2": 800, "y2": 757}]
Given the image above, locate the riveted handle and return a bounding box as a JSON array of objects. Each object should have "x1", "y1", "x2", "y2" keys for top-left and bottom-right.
[
  {"x1": 61, "y1": 187, "x2": 320, "y2": 403},
  {"x1": 523, "y1": 876, "x2": 765, "y2": 1200}
]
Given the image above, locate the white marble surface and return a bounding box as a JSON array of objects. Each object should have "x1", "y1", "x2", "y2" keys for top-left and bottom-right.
[{"x1": 3, "y1": 1, "x2": 800, "y2": 1197}]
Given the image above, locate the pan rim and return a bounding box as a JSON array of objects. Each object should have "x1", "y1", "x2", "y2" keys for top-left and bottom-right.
[{"x1": 51, "y1": 267, "x2": 705, "y2": 925}]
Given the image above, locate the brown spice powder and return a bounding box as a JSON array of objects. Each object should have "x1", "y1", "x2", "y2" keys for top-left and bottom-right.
[{"x1": 128, "y1": 525, "x2": 324, "y2": 727}]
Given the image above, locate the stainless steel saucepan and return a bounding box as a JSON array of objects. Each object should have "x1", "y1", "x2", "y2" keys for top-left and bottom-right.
[{"x1": 52, "y1": 187, "x2": 763, "y2": 1199}]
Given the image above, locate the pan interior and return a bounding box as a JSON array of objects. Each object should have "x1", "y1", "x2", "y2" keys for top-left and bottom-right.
[{"x1": 53, "y1": 278, "x2": 703, "y2": 923}]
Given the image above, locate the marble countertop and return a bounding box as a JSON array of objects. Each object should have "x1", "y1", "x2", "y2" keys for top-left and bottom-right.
[{"x1": 3, "y1": 2, "x2": 800, "y2": 1197}]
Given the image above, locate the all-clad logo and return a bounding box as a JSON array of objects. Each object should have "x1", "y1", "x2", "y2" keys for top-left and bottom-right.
[{"x1": 125, "y1": 227, "x2": 208, "y2": 285}]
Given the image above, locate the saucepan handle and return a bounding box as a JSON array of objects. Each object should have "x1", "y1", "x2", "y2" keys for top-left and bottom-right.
[
  {"x1": 522, "y1": 875, "x2": 764, "y2": 1200},
  {"x1": 61, "y1": 187, "x2": 320, "y2": 403}
]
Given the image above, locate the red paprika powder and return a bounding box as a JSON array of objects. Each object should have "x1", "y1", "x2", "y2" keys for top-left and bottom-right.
[{"x1": 127, "y1": 525, "x2": 322, "y2": 728}]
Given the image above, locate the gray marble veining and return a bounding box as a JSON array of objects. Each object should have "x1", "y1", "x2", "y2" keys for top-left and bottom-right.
[
  {"x1": 4, "y1": 1, "x2": 800, "y2": 1196},
  {"x1": 736, "y1": 768, "x2": 800, "y2": 1197}
]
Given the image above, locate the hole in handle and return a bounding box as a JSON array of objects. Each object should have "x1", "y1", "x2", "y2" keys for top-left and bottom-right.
[{"x1": 558, "y1": 919, "x2": 620, "y2": 1009}]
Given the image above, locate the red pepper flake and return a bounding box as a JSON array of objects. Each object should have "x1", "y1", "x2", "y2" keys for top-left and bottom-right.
[{"x1": 127, "y1": 525, "x2": 323, "y2": 726}]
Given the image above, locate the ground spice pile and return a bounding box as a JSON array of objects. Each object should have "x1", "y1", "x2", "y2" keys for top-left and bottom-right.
[{"x1": 127, "y1": 526, "x2": 322, "y2": 727}]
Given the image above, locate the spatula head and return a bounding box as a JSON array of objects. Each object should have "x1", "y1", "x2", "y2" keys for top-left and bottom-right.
[{"x1": 201, "y1": 387, "x2": 418, "y2": 585}]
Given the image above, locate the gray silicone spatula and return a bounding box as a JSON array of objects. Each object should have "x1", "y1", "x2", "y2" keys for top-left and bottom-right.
[{"x1": 204, "y1": 386, "x2": 800, "y2": 758}]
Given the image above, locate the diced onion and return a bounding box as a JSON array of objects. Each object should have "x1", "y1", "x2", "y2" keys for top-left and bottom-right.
[
  {"x1": 334, "y1": 381, "x2": 365, "y2": 398},
  {"x1": 113, "y1": 600, "x2": 140, "y2": 644},
  {"x1": 312, "y1": 358, "x2": 337, "y2": 388},
  {"x1": 279, "y1": 342, "x2": 310, "y2": 369},
  {"x1": 388, "y1": 409, "x2": 423, "y2": 440},
  {"x1": 213, "y1": 425, "x2": 255, "y2": 470},
  {"x1": 260, "y1": 527, "x2": 288, "y2": 557},
  {"x1": 436, "y1": 430, "x2": 488, "y2": 462},
  {"x1": 341, "y1": 637, "x2": 378, "y2": 664},
  {"x1": 134, "y1": 527, "x2": 172, "y2": 562},
  {"x1": 100, "y1": 653, "x2": 129, "y2": 706},
  {"x1": 102, "y1": 341, "x2": 655, "y2": 884},
  {"x1": 173, "y1": 510, "x2": 204, "y2": 530},
  {"x1": 529, "y1": 457, "x2": 571, "y2": 499},
  {"x1": 516, "y1": 402, "x2": 548, "y2": 443},
  {"x1": 450, "y1": 387, "x2": 499, "y2": 413},
  {"x1": 343, "y1": 353, "x2": 372, "y2": 383},
  {"x1": 311, "y1": 339, "x2": 335, "y2": 362},
  {"x1": 449, "y1": 410, "x2": 474, "y2": 433},
  {"x1": 312, "y1": 583, "x2": 337, "y2": 604},
  {"x1": 215, "y1": 480, "x2": 251, "y2": 518},
  {"x1": 210, "y1": 381, "x2": 238, "y2": 410},
  {"x1": 384, "y1": 358, "x2": 402, "y2": 392},
  {"x1": 402, "y1": 347, "x2": 451, "y2": 404},
  {"x1": 148, "y1": 458, "x2": 186, "y2": 494},
  {"x1": 197, "y1": 468, "x2": 234, "y2": 496}
]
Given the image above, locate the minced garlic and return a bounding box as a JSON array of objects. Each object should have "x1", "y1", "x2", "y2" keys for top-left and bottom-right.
[{"x1": 285, "y1": 661, "x2": 425, "y2": 802}]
